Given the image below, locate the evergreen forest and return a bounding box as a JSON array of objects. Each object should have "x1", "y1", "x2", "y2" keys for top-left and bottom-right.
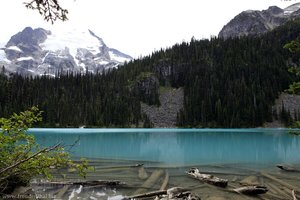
[{"x1": 0, "y1": 19, "x2": 299, "y2": 128}]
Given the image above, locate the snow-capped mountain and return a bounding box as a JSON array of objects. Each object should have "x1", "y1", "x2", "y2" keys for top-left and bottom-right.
[
  {"x1": 219, "y1": 3, "x2": 300, "y2": 39},
  {"x1": 0, "y1": 27, "x2": 132, "y2": 76}
]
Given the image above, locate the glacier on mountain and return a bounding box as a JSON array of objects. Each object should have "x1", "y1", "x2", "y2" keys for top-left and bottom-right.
[{"x1": 0, "y1": 27, "x2": 132, "y2": 76}]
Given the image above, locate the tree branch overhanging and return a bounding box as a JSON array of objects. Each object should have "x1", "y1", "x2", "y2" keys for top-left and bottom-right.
[
  {"x1": 24, "y1": 0, "x2": 68, "y2": 24},
  {"x1": 0, "y1": 143, "x2": 61, "y2": 177}
]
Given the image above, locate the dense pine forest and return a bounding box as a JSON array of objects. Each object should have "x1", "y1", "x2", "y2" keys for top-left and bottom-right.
[{"x1": 0, "y1": 19, "x2": 299, "y2": 128}]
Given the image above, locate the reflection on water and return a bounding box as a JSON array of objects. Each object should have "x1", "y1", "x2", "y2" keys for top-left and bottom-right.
[{"x1": 30, "y1": 128, "x2": 300, "y2": 166}]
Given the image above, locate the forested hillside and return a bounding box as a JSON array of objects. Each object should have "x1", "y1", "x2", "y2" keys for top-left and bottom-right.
[{"x1": 0, "y1": 19, "x2": 299, "y2": 127}]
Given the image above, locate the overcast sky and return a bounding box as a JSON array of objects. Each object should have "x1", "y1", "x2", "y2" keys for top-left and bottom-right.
[{"x1": 0, "y1": 0, "x2": 299, "y2": 58}]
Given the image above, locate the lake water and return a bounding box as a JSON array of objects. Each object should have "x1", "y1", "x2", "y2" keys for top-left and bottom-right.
[
  {"x1": 28, "y1": 128, "x2": 300, "y2": 200},
  {"x1": 30, "y1": 128, "x2": 300, "y2": 166}
]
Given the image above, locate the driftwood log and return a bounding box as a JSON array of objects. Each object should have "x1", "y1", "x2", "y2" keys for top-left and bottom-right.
[
  {"x1": 128, "y1": 190, "x2": 167, "y2": 199},
  {"x1": 133, "y1": 169, "x2": 164, "y2": 195},
  {"x1": 31, "y1": 180, "x2": 124, "y2": 187},
  {"x1": 292, "y1": 190, "x2": 300, "y2": 200},
  {"x1": 128, "y1": 187, "x2": 201, "y2": 200},
  {"x1": 160, "y1": 172, "x2": 169, "y2": 190},
  {"x1": 277, "y1": 165, "x2": 300, "y2": 172},
  {"x1": 292, "y1": 190, "x2": 298, "y2": 200},
  {"x1": 265, "y1": 182, "x2": 291, "y2": 199},
  {"x1": 233, "y1": 185, "x2": 268, "y2": 195},
  {"x1": 261, "y1": 172, "x2": 300, "y2": 193},
  {"x1": 186, "y1": 168, "x2": 228, "y2": 188}
]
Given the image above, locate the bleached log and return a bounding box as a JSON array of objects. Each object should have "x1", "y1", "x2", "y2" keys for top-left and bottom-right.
[
  {"x1": 292, "y1": 190, "x2": 298, "y2": 200},
  {"x1": 165, "y1": 187, "x2": 200, "y2": 200},
  {"x1": 133, "y1": 169, "x2": 164, "y2": 195},
  {"x1": 186, "y1": 168, "x2": 228, "y2": 188},
  {"x1": 128, "y1": 187, "x2": 201, "y2": 200},
  {"x1": 127, "y1": 190, "x2": 167, "y2": 199},
  {"x1": 233, "y1": 185, "x2": 268, "y2": 195},
  {"x1": 160, "y1": 171, "x2": 169, "y2": 190}
]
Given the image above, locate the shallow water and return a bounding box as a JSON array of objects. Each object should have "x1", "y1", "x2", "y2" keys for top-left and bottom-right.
[
  {"x1": 31, "y1": 159, "x2": 300, "y2": 200},
  {"x1": 28, "y1": 128, "x2": 300, "y2": 199}
]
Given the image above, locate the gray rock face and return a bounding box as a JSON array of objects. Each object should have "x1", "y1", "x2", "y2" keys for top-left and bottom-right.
[
  {"x1": 132, "y1": 73, "x2": 160, "y2": 105},
  {"x1": 273, "y1": 93, "x2": 300, "y2": 120},
  {"x1": 7, "y1": 27, "x2": 48, "y2": 46},
  {"x1": 1, "y1": 27, "x2": 132, "y2": 76},
  {"x1": 5, "y1": 27, "x2": 49, "y2": 60},
  {"x1": 219, "y1": 3, "x2": 300, "y2": 39},
  {"x1": 154, "y1": 59, "x2": 186, "y2": 87}
]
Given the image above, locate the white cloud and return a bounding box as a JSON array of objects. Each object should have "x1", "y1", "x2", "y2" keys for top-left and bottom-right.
[{"x1": 0, "y1": 0, "x2": 298, "y2": 57}]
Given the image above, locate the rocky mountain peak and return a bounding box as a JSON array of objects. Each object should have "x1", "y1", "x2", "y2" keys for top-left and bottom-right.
[
  {"x1": 218, "y1": 3, "x2": 300, "y2": 39},
  {"x1": 0, "y1": 27, "x2": 132, "y2": 76},
  {"x1": 6, "y1": 27, "x2": 49, "y2": 47},
  {"x1": 266, "y1": 6, "x2": 283, "y2": 15}
]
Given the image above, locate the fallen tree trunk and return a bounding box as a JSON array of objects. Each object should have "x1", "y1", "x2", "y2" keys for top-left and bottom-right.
[
  {"x1": 127, "y1": 190, "x2": 167, "y2": 199},
  {"x1": 128, "y1": 187, "x2": 200, "y2": 200},
  {"x1": 261, "y1": 172, "x2": 300, "y2": 193},
  {"x1": 265, "y1": 182, "x2": 291, "y2": 199},
  {"x1": 186, "y1": 168, "x2": 228, "y2": 188},
  {"x1": 233, "y1": 185, "x2": 268, "y2": 195},
  {"x1": 277, "y1": 165, "x2": 300, "y2": 172},
  {"x1": 292, "y1": 190, "x2": 300, "y2": 200},
  {"x1": 162, "y1": 187, "x2": 200, "y2": 200},
  {"x1": 160, "y1": 171, "x2": 169, "y2": 191},
  {"x1": 292, "y1": 190, "x2": 298, "y2": 200},
  {"x1": 133, "y1": 169, "x2": 164, "y2": 195},
  {"x1": 31, "y1": 180, "x2": 124, "y2": 187}
]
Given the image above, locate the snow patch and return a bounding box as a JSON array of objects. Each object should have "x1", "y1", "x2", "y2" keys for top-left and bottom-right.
[
  {"x1": 0, "y1": 50, "x2": 6, "y2": 59},
  {"x1": 0, "y1": 50, "x2": 10, "y2": 63},
  {"x1": 244, "y1": 10, "x2": 254, "y2": 13},
  {"x1": 284, "y1": 3, "x2": 300, "y2": 14},
  {"x1": 42, "y1": 52, "x2": 49, "y2": 63},
  {"x1": 17, "y1": 56, "x2": 34, "y2": 61},
  {"x1": 109, "y1": 51, "x2": 131, "y2": 63},
  {"x1": 27, "y1": 69, "x2": 35, "y2": 73},
  {"x1": 284, "y1": 10, "x2": 294, "y2": 15},
  {"x1": 99, "y1": 60, "x2": 109, "y2": 65},
  {"x1": 7, "y1": 46, "x2": 23, "y2": 52},
  {"x1": 39, "y1": 73, "x2": 55, "y2": 77},
  {"x1": 41, "y1": 29, "x2": 103, "y2": 60},
  {"x1": 79, "y1": 63, "x2": 86, "y2": 71}
]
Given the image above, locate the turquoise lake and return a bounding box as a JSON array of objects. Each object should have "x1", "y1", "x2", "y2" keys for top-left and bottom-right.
[
  {"x1": 29, "y1": 128, "x2": 300, "y2": 200},
  {"x1": 29, "y1": 128, "x2": 300, "y2": 166}
]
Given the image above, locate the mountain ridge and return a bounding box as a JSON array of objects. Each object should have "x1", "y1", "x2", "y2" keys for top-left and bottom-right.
[{"x1": 219, "y1": 3, "x2": 300, "y2": 39}]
